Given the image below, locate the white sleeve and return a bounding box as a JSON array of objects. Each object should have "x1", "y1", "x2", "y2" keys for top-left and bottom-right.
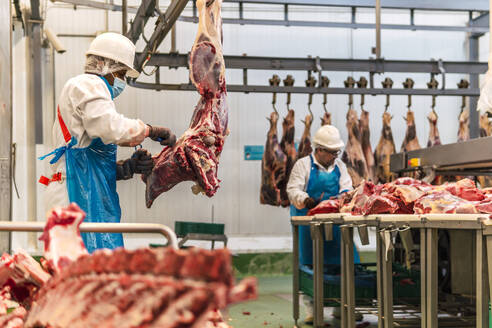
[
  {"x1": 73, "y1": 80, "x2": 147, "y2": 146},
  {"x1": 336, "y1": 159, "x2": 353, "y2": 193},
  {"x1": 478, "y1": 70, "x2": 492, "y2": 115},
  {"x1": 287, "y1": 159, "x2": 310, "y2": 210}
]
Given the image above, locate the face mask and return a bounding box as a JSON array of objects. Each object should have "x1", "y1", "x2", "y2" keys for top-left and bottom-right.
[{"x1": 111, "y1": 74, "x2": 126, "y2": 98}]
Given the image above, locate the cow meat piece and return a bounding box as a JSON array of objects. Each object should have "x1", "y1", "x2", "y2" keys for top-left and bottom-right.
[
  {"x1": 458, "y1": 109, "x2": 470, "y2": 143},
  {"x1": 297, "y1": 113, "x2": 313, "y2": 160},
  {"x1": 359, "y1": 109, "x2": 376, "y2": 182},
  {"x1": 340, "y1": 181, "x2": 375, "y2": 214},
  {"x1": 260, "y1": 111, "x2": 287, "y2": 206},
  {"x1": 321, "y1": 110, "x2": 331, "y2": 126},
  {"x1": 278, "y1": 109, "x2": 296, "y2": 207},
  {"x1": 374, "y1": 111, "x2": 396, "y2": 184},
  {"x1": 431, "y1": 178, "x2": 485, "y2": 201},
  {"x1": 361, "y1": 194, "x2": 398, "y2": 215},
  {"x1": 307, "y1": 199, "x2": 340, "y2": 215},
  {"x1": 387, "y1": 184, "x2": 425, "y2": 205},
  {"x1": 426, "y1": 109, "x2": 441, "y2": 147},
  {"x1": 144, "y1": 0, "x2": 228, "y2": 207},
  {"x1": 0, "y1": 307, "x2": 26, "y2": 328},
  {"x1": 401, "y1": 109, "x2": 421, "y2": 180},
  {"x1": 414, "y1": 191, "x2": 478, "y2": 214},
  {"x1": 342, "y1": 108, "x2": 368, "y2": 187}
]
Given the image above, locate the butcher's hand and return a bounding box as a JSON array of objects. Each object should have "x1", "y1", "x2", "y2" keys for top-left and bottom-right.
[
  {"x1": 147, "y1": 124, "x2": 177, "y2": 146},
  {"x1": 116, "y1": 149, "x2": 154, "y2": 180},
  {"x1": 304, "y1": 197, "x2": 318, "y2": 210}
]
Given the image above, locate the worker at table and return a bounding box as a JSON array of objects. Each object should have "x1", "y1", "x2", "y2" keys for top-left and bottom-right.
[
  {"x1": 40, "y1": 32, "x2": 176, "y2": 253},
  {"x1": 287, "y1": 125, "x2": 361, "y2": 324}
]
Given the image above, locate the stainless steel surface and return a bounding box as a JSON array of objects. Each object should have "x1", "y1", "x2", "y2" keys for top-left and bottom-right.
[
  {"x1": 376, "y1": 229, "x2": 383, "y2": 328},
  {"x1": 324, "y1": 222, "x2": 333, "y2": 241},
  {"x1": 476, "y1": 230, "x2": 489, "y2": 327},
  {"x1": 341, "y1": 225, "x2": 347, "y2": 327},
  {"x1": 357, "y1": 224, "x2": 369, "y2": 245},
  {"x1": 381, "y1": 230, "x2": 393, "y2": 327},
  {"x1": 311, "y1": 222, "x2": 323, "y2": 327},
  {"x1": 143, "y1": 53, "x2": 488, "y2": 74},
  {"x1": 29, "y1": 0, "x2": 43, "y2": 144},
  {"x1": 125, "y1": 0, "x2": 157, "y2": 43},
  {"x1": 390, "y1": 136, "x2": 492, "y2": 173},
  {"x1": 375, "y1": 0, "x2": 381, "y2": 59},
  {"x1": 426, "y1": 229, "x2": 438, "y2": 327},
  {"x1": 0, "y1": 221, "x2": 179, "y2": 249},
  {"x1": 122, "y1": 0, "x2": 127, "y2": 34},
  {"x1": 420, "y1": 229, "x2": 427, "y2": 327},
  {"x1": 347, "y1": 227, "x2": 356, "y2": 327},
  {"x1": 487, "y1": 236, "x2": 492, "y2": 313},
  {"x1": 469, "y1": 35, "x2": 480, "y2": 139},
  {"x1": 292, "y1": 224, "x2": 299, "y2": 326},
  {"x1": 0, "y1": 0, "x2": 11, "y2": 253}
]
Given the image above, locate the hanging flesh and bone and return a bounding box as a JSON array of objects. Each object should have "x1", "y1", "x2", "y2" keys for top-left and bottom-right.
[
  {"x1": 260, "y1": 111, "x2": 287, "y2": 206},
  {"x1": 342, "y1": 108, "x2": 368, "y2": 187},
  {"x1": 321, "y1": 109, "x2": 331, "y2": 126},
  {"x1": 278, "y1": 109, "x2": 296, "y2": 207},
  {"x1": 0, "y1": 203, "x2": 256, "y2": 328},
  {"x1": 359, "y1": 109, "x2": 375, "y2": 182},
  {"x1": 144, "y1": 0, "x2": 228, "y2": 208},
  {"x1": 374, "y1": 111, "x2": 396, "y2": 184},
  {"x1": 426, "y1": 109, "x2": 441, "y2": 147},
  {"x1": 401, "y1": 109, "x2": 421, "y2": 152},
  {"x1": 458, "y1": 109, "x2": 470, "y2": 142},
  {"x1": 297, "y1": 112, "x2": 313, "y2": 160}
]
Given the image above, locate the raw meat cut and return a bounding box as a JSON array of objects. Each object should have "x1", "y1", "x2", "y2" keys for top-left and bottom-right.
[
  {"x1": 279, "y1": 109, "x2": 296, "y2": 207},
  {"x1": 374, "y1": 111, "x2": 396, "y2": 184},
  {"x1": 414, "y1": 191, "x2": 478, "y2": 214},
  {"x1": 297, "y1": 112, "x2": 313, "y2": 160},
  {"x1": 359, "y1": 109, "x2": 375, "y2": 182},
  {"x1": 401, "y1": 109, "x2": 421, "y2": 152},
  {"x1": 457, "y1": 109, "x2": 470, "y2": 142},
  {"x1": 361, "y1": 194, "x2": 398, "y2": 215},
  {"x1": 340, "y1": 180, "x2": 375, "y2": 214},
  {"x1": 144, "y1": 0, "x2": 228, "y2": 208},
  {"x1": 321, "y1": 109, "x2": 331, "y2": 126},
  {"x1": 342, "y1": 108, "x2": 368, "y2": 187},
  {"x1": 38, "y1": 203, "x2": 87, "y2": 273},
  {"x1": 260, "y1": 111, "x2": 287, "y2": 206},
  {"x1": 427, "y1": 109, "x2": 441, "y2": 147},
  {"x1": 307, "y1": 199, "x2": 340, "y2": 215},
  {"x1": 0, "y1": 307, "x2": 26, "y2": 328}
]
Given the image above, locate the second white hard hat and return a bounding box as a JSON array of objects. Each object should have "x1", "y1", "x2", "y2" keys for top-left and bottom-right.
[
  {"x1": 312, "y1": 125, "x2": 345, "y2": 150},
  {"x1": 86, "y1": 32, "x2": 139, "y2": 78}
]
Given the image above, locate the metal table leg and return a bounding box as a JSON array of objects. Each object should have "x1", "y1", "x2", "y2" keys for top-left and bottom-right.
[
  {"x1": 311, "y1": 222, "x2": 324, "y2": 328},
  {"x1": 382, "y1": 229, "x2": 393, "y2": 328},
  {"x1": 346, "y1": 226, "x2": 356, "y2": 327},
  {"x1": 292, "y1": 224, "x2": 300, "y2": 326},
  {"x1": 341, "y1": 225, "x2": 347, "y2": 327},
  {"x1": 426, "y1": 228, "x2": 438, "y2": 328},
  {"x1": 420, "y1": 228, "x2": 427, "y2": 328},
  {"x1": 476, "y1": 229, "x2": 489, "y2": 328},
  {"x1": 487, "y1": 235, "x2": 492, "y2": 320},
  {"x1": 376, "y1": 228, "x2": 384, "y2": 328}
]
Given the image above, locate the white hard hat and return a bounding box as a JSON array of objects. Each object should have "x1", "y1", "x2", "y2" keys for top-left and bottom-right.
[
  {"x1": 86, "y1": 32, "x2": 139, "y2": 78},
  {"x1": 312, "y1": 125, "x2": 344, "y2": 150}
]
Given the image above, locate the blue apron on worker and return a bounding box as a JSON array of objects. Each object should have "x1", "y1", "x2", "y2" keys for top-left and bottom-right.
[
  {"x1": 39, "y1": 76, "x2": 123, "y2": 253},
  {"x1": 290, "y1": 155, "x2": 360, "y2": 266}
]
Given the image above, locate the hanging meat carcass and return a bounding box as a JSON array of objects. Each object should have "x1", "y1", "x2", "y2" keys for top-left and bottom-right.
[
  {"x1": 401, "y1": 109, "x2": 421, "y2": 152},
  {"x1": 278, "y1": 109, "x2": 296, "y2": 207},
  {"x1": 458, "y1": 109, "x2": 470, "y2": 142},
  {"x1": 144, "y1": 0, "x2": 228, "y2": 208},
  {"x1": 297, "y1": 112, "x2": 313, "y2": 160},
  {"x1": 359, "y1": 109, "x2": 376, "y2": 182},
  {"x1": 427, "y1": 109, "x2": 441, "y2": 147},
  {"x1": 374, "y1": 111, "x2": 396, "y2": 184},
  {"x1": 260, "y1": 111, "x2": 287, "y2": 206},
  {"x1": 342, "y1": 108, "x2": 368, "y2": 187},
  {"x1": 321, "y1": 108, "x2": 331, "y2": 126}
]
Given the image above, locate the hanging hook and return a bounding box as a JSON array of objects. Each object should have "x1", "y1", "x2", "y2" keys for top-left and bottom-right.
[
  {"x1": 427, "y1": 76, "x2": 439, "y2": 112},
  {"x1": 357, "y1": 76, "x2": 368, "y2": 110},
  {"x1": 320, "y1": 76, "x2": 330, "y2": 114},
  {"x1": 305, "y1": 75, "x2": 317, "y2": 116},
  {"x1": 283, "y1": 75, "x2": 295, "y2": 110},
  {"x1": 344, "y1": 76, "x2": 356, "y2": 109},
  {"x1": 402, "y1": 78, "x2": 414, "y2": 110},
  {"x1": 382, "y1": 77, "x2": 394, "y2": 112},
  {"x1": 269, "y1": 74, "x2": 281, "y2": 114},
  {"x1": 457, "y1": 78, "x2": 470, "y2": 112}
]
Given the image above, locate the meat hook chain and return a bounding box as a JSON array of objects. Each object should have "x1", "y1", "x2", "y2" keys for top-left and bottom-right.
[
  {"x1": 320, "y1": 76, "x2": 330, "y2": 114},
  {"x1": 427, "y1": 76, "x2": 439, "y2": 111},
  {"x1": 283, "y1": 75, "x2": 295, "y2": 110},
  {"x1": 305, "y1": 75, "x2": 317, "y2": 116},
  {"x1": 382, "y1": 77, "x2": 393, "y2": 111},
  {"x1": 344, "y1": 76, "x2": 356, "y2": 108},
  {"x1": 457, "y1": 78, "x2": 470, "y2": 111},
  {"x1": 357, "y1": 76, "x2": 368, "y2": 110},
  {"x1": 269, "y1": 74, "x2": 281, "y2": 114},
  {"x1": 402, "y1": 78, "x2": 414, "y2": 109}
]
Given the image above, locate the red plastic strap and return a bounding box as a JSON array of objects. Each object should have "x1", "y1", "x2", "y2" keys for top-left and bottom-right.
[
  {"x1": 57, "y1": 106, "x2": 72, "y2": 143},
  {"x1": 38, "y1": 176, "x2": 50, "y2": 186},
  {"x1": 38, "y1": 172, "x2": 63, "y2": 186}
]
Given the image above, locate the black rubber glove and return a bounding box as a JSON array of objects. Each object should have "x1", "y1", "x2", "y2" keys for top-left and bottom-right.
[
  {"x1": 147, "y1": 124, "x2": 177, "y2": 147},
  {"x1": 304, "y1": 197, "x2": 318, "y2": 209},
  {"x1": 116, "y1": 149, "x2": 154, "y2": 180}
]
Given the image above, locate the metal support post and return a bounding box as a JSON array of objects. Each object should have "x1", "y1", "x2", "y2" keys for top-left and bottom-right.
[
  {"x1": 426, "y1": 229, "x2": 438, "y2": 327},
  {"x1": 311, "y1": 222, "x2": 324, "y2": 327},
  {"x1": 375, "y1": 0, "x2": 381, "y2": 59},
  {"x1": 376, "y1": 228, "x2": 384, "y2": 328},
  {"x1": 420, "y1": 228, "x2": 427, "y2": 327},
  {"x1": 126, "y1": 0, "x2": 157, "y2": 43},
  {"x1": 292, "y1": 224, "x2": 300, "y2": 326},
  {"x1": 341, "y1": 225, "x2": 355, "y2": 328},
  {"x1": 486, "y1": 235, "x2": 492, "y2": 315},
  {"x1": 469, "y1": 35, "x2": 480, "y2": 139},
  {"x1": 476, "y1": 229, "x2": 489, "y2": 328},
  {"x1": 381, "y1": 229, "x2": 393, "y2": 327},
  {"x1": 122, "y1": 0, "x2": 127, "y2": 35}
]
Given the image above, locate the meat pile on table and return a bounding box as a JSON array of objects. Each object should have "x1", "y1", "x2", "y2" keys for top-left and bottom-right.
[
  {"x1": 0, "y1": 203, "x2": 257, "y2": 328},
  {"x1": 307, "y1": 177, "x2": 492, "y2": 216}
]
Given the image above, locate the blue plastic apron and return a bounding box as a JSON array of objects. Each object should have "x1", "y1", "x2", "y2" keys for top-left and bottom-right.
[
  {"x1": 290, "y1": 155, "x2": 360, "y2": 266},
  {"x1": 40, "y1": 76, "x2": 123, "y2": 253}
]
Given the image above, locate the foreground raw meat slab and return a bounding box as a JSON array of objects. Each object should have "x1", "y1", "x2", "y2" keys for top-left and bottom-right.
[
  {"x1": 260, "y1": 111, "x2": 286, "y2": 206},
  {"x1": 414, "y1": 191, "x2": 478, "y2": 214},
  {"x1": 145, "y1": 0, "x2": 228, "y2": 208},
  {"x1": 308, "y1": 199, "x2": 340, "y2": 216}
]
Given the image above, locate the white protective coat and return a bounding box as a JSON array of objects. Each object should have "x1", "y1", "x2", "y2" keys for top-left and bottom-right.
[
  {"x1": 477, "y1": 69, "x2": 492, "y2": 115},
  {"x1": 287, "y1": 156, "x2": 353, "y2": 210},
  {"x1": 43, "y1": 74, "x2": 147, "y2": 212}
]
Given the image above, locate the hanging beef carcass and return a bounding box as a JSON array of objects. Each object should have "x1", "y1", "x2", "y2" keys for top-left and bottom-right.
[
  {"x1": 3, "y1": 203, "x2": 257, "y2": 328},
  {"x1": 458, "y1": 109, "x2": 470, "y2": 142},
  {"x1": 359, "y1": 109, "x2": 376, "y2": 182},
  {"x1": 342, "y1": 108, "x2": 368, "y2": 187},
  {"x1": 401, "y1": 109, "x2": 421, "y2": 152},
  {"x1": 297, "y1": 112, "x2": 313, "y2": 160},
  {"x1": 144, "y1": 0, "x2": 228, "y2": 208},
  {"x1": 374, "y1": 111, "x2": 396, "y2": 184},
  {"x1": 260, "y1": 111, "x2": 287, "y2": 206},
  {"x1": 427, "y1": 109, "x2": 441, "y2": 147},
  {"x1": 278, "y1": 109, "x2": 296, "y2": 207},
  {"x1": 321, "y1": 108, "x2": 331, "y2": 126}
]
